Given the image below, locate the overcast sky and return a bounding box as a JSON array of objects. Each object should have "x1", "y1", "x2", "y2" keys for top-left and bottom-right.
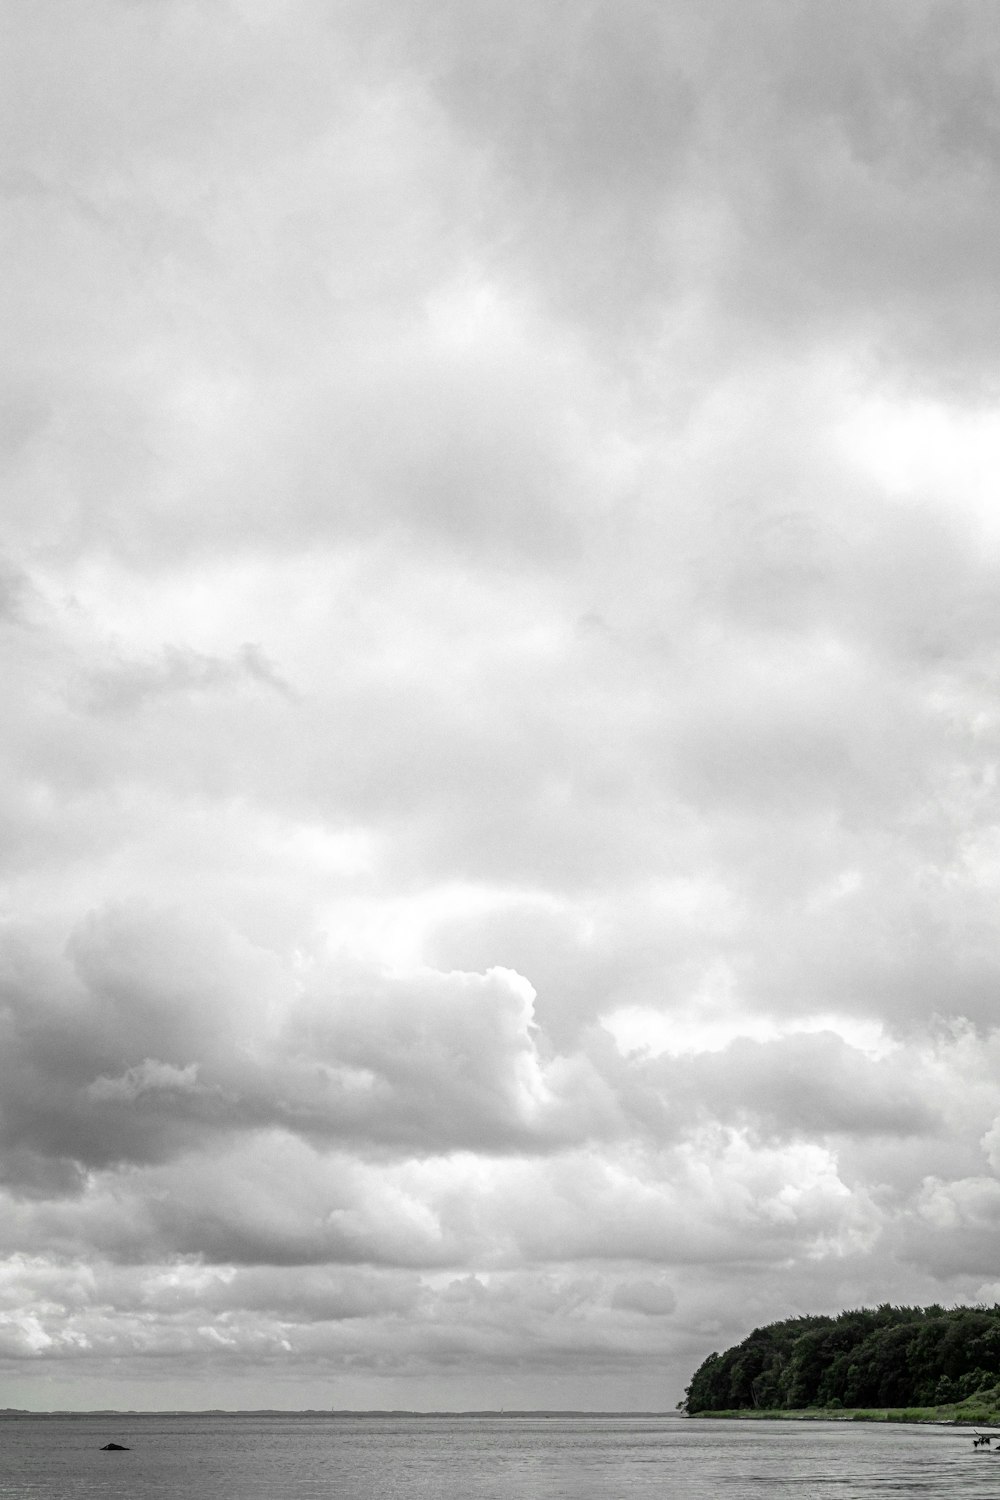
[{"x1": 4, "y1": 0, "x2": 1000, "y2": 1413}]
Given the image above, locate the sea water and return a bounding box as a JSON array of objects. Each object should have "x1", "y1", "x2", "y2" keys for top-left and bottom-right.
[{"x1": 1, "y1": 1412, "x2": 998, "y2": 1498}]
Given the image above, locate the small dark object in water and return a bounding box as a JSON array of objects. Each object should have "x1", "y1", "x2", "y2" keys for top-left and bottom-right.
[
  {"x1": 973, "y1": 1434, "x2": 992, "y2": 1448},
  {"x1": 101, "y1": 1442, "x2": 129, "y2": 1451}
]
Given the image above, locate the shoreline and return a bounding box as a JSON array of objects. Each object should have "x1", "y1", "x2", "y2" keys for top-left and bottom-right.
[{"x1": 689, "y1": 1406, "x2": 1000, "y2": 1428}]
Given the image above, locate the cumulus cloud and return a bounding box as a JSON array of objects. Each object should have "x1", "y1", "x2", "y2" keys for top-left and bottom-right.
[{"x1": 2, "y1": 0, "x2": 1000, "y2": 1411}]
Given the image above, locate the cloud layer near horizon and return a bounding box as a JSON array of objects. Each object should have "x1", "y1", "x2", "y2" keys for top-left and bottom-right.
[{"x1": 4, "y1": 0, "x2": 1000, "y2": 1409}]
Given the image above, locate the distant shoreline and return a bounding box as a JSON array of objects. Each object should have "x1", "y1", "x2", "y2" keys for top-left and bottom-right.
[{"x1": 0, "y1": 1409, "x2": 675, "y2": 1420}]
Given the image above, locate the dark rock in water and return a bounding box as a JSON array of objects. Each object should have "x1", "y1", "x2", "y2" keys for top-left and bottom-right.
[{"x1": 101, "y1": 1442, "x2": 129, "y2": 1450}]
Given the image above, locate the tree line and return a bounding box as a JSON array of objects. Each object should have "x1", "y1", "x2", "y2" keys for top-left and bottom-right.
[{"x1": 684, "y1": 1304, "x2": 1000, "y2": 1412}]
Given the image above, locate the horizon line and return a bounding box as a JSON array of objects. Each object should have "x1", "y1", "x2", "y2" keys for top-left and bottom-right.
[{"x1": 1, "y1": 1408, "x2": 676, "y2": 1418}]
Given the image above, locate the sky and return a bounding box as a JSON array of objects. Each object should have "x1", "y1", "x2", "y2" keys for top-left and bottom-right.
[{"x1": 3, "y1": 0, "x2": 1000, "y2": 1413}]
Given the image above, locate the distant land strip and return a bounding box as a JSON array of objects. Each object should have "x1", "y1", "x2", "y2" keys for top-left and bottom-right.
[{"x1": 0, "y1": 1409, "x2": 671, "y2": 1419}]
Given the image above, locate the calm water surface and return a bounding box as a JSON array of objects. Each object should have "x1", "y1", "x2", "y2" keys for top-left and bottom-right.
[{"x1": 2, "y1": 1413, "x2": 999, "y2": 1499}]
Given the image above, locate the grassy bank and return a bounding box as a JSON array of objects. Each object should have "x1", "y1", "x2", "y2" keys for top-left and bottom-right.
[{"x1": 689, "y1": 1398, "x2": 1000, "y2": 1426}]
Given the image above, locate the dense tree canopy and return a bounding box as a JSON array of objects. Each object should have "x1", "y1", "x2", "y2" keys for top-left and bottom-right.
[{"x1": 684, "y1": 1306, "x2": 1000, "y2": 1413}]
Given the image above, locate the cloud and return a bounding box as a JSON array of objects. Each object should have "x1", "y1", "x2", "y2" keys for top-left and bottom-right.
[
  {"x1": 0, "y1": 904, "x2": 620, "y2": 1172},
  {"x1": 383, "y1": 0, "x2": 1000, "y2": 387},
  {"x1": 2, "y1": 0, "x2": 1000, "y2": 1411},
  {"x1": 611, "y1": 1278, "x2": 678, "y2": 1317},
  {"x1": 633, "y1": 1033, "x2": 940, "y2": 1142},
  {"x1": 79, "y1": 642, "x2": 294, "y2": 715}
]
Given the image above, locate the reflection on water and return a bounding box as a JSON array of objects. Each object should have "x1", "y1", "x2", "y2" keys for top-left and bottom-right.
[{"x1": 1, "y1": 1413, "x2": 998, "y2": 1499}]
